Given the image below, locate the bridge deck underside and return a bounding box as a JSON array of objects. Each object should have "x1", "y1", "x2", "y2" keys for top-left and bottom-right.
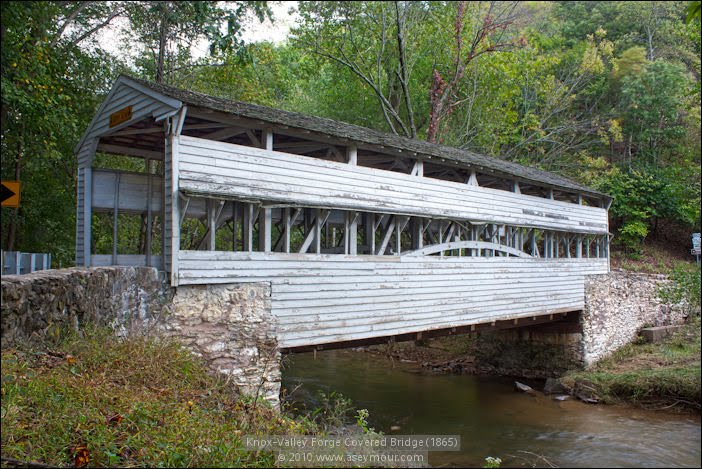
[{"x1": 178, "y1": 252, "x2": 608, "y2": 349}]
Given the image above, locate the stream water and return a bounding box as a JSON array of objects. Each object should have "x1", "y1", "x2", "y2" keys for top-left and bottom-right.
[{"x1": 282, "y1": 349, "x2": 701, "y2": 468}]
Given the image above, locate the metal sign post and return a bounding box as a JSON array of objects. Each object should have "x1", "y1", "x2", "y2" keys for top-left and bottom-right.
[{"x1": 692, "y1": 232, "x2": 701, "y2": 265}]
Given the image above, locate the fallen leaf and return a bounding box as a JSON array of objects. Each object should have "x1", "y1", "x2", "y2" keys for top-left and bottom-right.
[
  {"x1": 107, "y1": 414, "x2": 123, "y2": 425},
  {"x1": 73, "y1": 445, "x2": 90, "y2": 468},
  {"x1": 66, "y1": 355, "x2": 76, "y2": 365}
]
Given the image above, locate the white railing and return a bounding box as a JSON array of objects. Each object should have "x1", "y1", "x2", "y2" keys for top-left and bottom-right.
[{"x1": 1, "y1": 251, "x2": 52, "y2": 275}]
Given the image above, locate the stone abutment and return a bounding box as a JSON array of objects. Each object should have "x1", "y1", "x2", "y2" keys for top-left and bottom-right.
[{"x1": 1, "y1": 267, "x2": 280, "y2": 407}]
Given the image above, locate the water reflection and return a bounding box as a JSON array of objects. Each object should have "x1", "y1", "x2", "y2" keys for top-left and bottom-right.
[{"x1": 282, "y1": 350, "x2": 701, "y2": 468}]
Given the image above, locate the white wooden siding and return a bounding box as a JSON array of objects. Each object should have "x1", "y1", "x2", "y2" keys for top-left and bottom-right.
[
  {"x1": 164, "y1": 135, "x2": 181, "y2": 281},
  {"x1": 75, "y1": 140, "x2": 96, "y2": 266},
  {"x1": 92, "y1": 169, "x2": 163, "y2": 213},
  {"x1": 164, "y1": 139, "x2": 173, "y2": 275},
  {"x1": 178, "y1": 251, "x2": 608, "y2": 348},
  {"x1": 177, "y1": 136, "x2": 609, "y2": 235}
]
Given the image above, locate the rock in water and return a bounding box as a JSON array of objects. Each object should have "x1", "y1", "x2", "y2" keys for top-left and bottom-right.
[
  {"x1": 543, "y1": 377, "x2": 570, "y2": 395},
  {"x1": 577, "y1": 394, "x2": 600, "y2": 404},
  {"x1": 515, "y1": 381, "x2": 536, "y2": 394},
  {"x1": 553, "y1": 395, "x2": 571, "y2": 401}
]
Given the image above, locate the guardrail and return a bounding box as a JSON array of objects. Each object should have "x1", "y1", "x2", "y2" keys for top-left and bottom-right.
[{"x1": 1, "y1": 251, "x2": 52, "y2": 275}]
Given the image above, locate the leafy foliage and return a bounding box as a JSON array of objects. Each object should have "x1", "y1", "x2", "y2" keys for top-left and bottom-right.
[
  {"x1": 660, "y1": 263, "x2": 702, "y2": 313},
  {"x1": 1, "y1": 0, "x2": 700, "y2": 262}
]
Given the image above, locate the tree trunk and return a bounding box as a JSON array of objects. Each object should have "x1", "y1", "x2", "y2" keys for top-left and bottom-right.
[
  {"x1": 155, "y1": 5, "x2": 168, "y2": 84},
  {"x1": 6, "y1": 136, "x2": 23, "y2": 251}
]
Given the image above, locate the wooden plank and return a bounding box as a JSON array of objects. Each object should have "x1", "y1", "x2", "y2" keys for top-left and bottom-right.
[
  {"x1": 91, "y1": 169, "x2": 164, "y2": 213},
  {"x1": 92, "y1": 254, "x2": 163, "y2": 267},
  {"x1": 177, "y1": 137, "x2": 608, "y2": 233},
  {"x1": 178, "y1": 138, "x2": 605, "y2": 223},
  {"x1": 176, "y1": 248, "x2": 607, "y2": 350},
  {"x1": 178, "y1": 143, "x2": 605, "y2": 225}
]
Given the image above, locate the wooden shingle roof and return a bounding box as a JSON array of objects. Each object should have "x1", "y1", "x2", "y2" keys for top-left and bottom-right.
[{"x1": 125, "y1": 75, "x2": 610, "y2": 201}]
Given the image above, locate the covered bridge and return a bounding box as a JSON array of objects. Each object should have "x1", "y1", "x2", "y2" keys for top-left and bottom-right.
[{"x1": 75, "y1": 75, "x2": 611, "y2": 351}]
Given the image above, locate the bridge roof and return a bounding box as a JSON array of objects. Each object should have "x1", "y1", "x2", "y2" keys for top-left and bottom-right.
[{"x1": 120, "y1": 75, "x2": 610, "y2": 201}]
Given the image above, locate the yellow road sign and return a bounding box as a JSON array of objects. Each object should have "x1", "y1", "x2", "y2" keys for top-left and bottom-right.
[{"x1": 1, "y1": 181, "x2": 21, "y2": 208}]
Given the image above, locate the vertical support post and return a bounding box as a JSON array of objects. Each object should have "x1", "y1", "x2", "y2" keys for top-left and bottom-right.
[
  {"x1": 243, "y1": 203, "x2": 254, "y2": 252},
  {"x1": 206, "y1": 199, "x2": 217, "y2": 250},
  {"x1": 263, "y1": 127, "x2": 274, "y2": 151},
  {"x1": 284, "y1": 207, "x2": 292, "y2": 254},
  {"x1": 365, "y1": 213, "x2": 375, "y2": 255},
  {"x1": 471, "y1": 225, "x2": 479, "y2": 256},
  {"x1": 348, "y1": 211, "x2": 358, "y2": 255},
  {"x1": 467, "y1": 169, "x2": 478, "y2": 186},
  {"x1": 585, "y1": 236, "x2": 590, "y2": 258},
  {"x1": 395, "y1": 220, "x2": 402, "y2": 255},
  {"x1": 259, "y1": 206, "x2": 272, "y2": 252},
  {"x1": 412, "y1": 218, "x2": 424, "y2": 250},
  {"x1": 531, "y1": 230, "x2": 538, "y2": 257},
  {"x1": 167, "y1": 106, "x2": 186, "y2": 285},
  {"x1": 232, "y1": 201, "x2": 239, "y2": 251},
  {"x1": 83, "y1": 166, "x2": 93, "y2": 266},
  {"x1": 347, "y1": 144, "x2": 357, "y2": 165},
  {"x1": 112, "y1": 173, "x2": 120, "y2": 265},
  {"x1": 576, "y1": 234, "x2": 582, "y2": 258},
  {"x1": 145, "y1": 159, "x2": 152, "y2": 266},
  {"x1": 314, "y1": 208, "x2": 323, "y2": 254},
  {"x1": 596, "y1": 236, "x2": 602, "y2": 258},
  {"x1": 605, "y1": 234, "x2": 610, "y2": 260}
]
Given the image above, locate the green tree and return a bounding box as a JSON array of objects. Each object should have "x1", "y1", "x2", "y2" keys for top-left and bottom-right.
[
  {"x1": 1, "y1": 1, "x2": 120, "y2": 262},
  {"x1": 122, "y1": 1, "x2": 271, "y2": 84},
  {"x1": 618, "y1": 60, "x2": 690, "y2": 166}
]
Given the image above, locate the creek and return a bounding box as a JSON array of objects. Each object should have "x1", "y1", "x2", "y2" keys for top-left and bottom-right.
[{"x1": 282, "y1": 349, "x2": 701, "y2": 468}]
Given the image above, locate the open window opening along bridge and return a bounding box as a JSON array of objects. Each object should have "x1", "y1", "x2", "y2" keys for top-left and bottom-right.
[{"x1": 75, "y1": 76, "x2": 612, "y2": 351}]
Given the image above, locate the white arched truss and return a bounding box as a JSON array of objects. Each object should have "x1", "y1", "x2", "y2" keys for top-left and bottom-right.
[{"x1": 402, "y1": 240, "x2": 532, "y2": 258}]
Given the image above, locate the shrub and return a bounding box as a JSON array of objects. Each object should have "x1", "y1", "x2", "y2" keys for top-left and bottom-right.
[{"x1": 660, "y1": 263, "x2": 701, "y2": 315}]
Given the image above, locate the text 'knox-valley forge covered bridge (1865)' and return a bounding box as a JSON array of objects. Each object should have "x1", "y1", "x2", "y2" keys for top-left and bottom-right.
[{"x1": 75, "y1": 75, "x2": 611, "y2": 351}]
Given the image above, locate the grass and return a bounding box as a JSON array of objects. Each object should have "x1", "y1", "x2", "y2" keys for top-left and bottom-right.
[
  {"x1": 562, "y1": 317, "x2": 701, "y2": 412},
  {"x1": 1, "y1": 327, "x2": 316, "y2": 467}
]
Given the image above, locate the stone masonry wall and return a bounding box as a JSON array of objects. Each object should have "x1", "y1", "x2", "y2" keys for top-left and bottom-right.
[
  {"x1": 582, "y1": 270, "x2": 689, "y2": 365},
  {"x1": 1, "y1": 267, "x2": 280, "y2": 407},
  {"x1": 1, "y1": 266, "x2": 169, "y2": 346},
  {"x1": 473, "y1": 327, "x2": 583, "y2": 378},
  {"x1": 165, "y1": 283, "x2": 280, "y2": 406}
]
